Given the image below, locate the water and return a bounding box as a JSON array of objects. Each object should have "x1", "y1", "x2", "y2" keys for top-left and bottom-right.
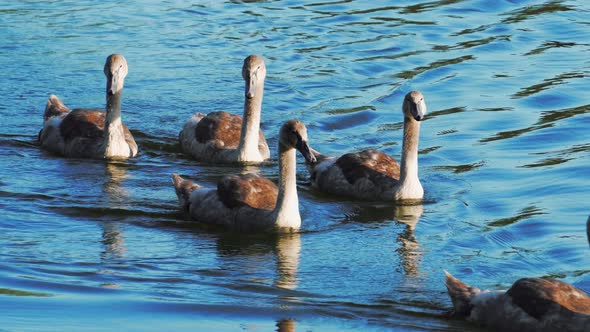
[{"x1": 1, "y1": 0, "x2": 589, "y2": 330}]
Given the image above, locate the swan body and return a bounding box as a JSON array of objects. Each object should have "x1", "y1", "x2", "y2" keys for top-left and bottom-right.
[
  {"x1": 445, "y1": 271, "x2": 590, "y2": 332},
  {"x1": 179, "y1": 55, "x2": 270, "y2": 163},
  {"x1": 39, "y1": 54, "x2": 137, "y2": 159},
  {"x1": 173, "y1": 120, "x2": 315, "y2": 232},
  {"x1": 307, "y1": 91, "x2": 426, "y2": 201}
]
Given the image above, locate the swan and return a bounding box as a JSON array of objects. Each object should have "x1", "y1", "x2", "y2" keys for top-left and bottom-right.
[
  {"x1": 172, "y1": 120, "x2": 315, "y2": 232},
  {"x1": 306, "y1": 91, "x2": 426, "y2": 201},
  {"x1": 179, "y1": 55, "x2": 270, "y2": 164},
  {"x1": 38, "y1": 54, "x2": 137, "y2": 159},
  {"x1": 445, "y1": 271, "x2": 590, "y2": 332}
]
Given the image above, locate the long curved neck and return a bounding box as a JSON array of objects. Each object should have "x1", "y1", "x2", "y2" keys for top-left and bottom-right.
[
  {"x1": 396, "y1": 118, "x2": 422, "y2": 198},
  {"x1": 273, "y1": 143, "x2": 301, "y2": 230},
  {"x1": 237, "y1": 84, "x2": 264, "y2": 161},
  {"x1": 103, "y1": 91, "x2": 128, "y2": 158}
]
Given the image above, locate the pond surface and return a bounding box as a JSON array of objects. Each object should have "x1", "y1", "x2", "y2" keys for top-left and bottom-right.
[{"x1": 1, "y1": 0, "x2": 589, "y2": 331}]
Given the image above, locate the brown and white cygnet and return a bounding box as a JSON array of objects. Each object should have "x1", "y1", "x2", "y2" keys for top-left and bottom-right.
[
  {"x1": 307, "y1": 91, "x2": 426, "y2": 201},
  {"x1": 445, "y1": 271, "x2": 590, "y2": 332},
  {"x1": 39, "y1": 54, "x2": 138, "y2": 159},
  {"x1": 172, "y1": 120, "x2": 315, "y2": 232},
  {"x1": 179, "y1": 55, "x2": 270, "y2": 164}
]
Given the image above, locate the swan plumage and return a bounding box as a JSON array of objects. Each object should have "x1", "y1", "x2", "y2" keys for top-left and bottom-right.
[
  {"x1": 39, "y1": 54, "x2": 137, "y2": 159},
  {"x1": 179, "y1": 55, "x2": 270, "y2": 164},
  {"x1": 307, "y1": 91, "x2": 426, "y2": 201},
  {"x1": 173, "y1": 120, "x2": 315, "y2": 232},
  {"x1": 445, "y1": 271, "x2": 590, "y2": 332}
]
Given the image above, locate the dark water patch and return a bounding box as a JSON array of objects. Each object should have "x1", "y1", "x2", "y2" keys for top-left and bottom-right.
[
  {"x1": 371, "y1": 16, "x2": 436, "y2": 26},
  {"x1": 326, "y1": 105, "x2": 376, "y2": 115},
  {"x1": 419, "y1": 146, "x2": 441, "y2": 154},
  {"x1": 0, "y1": 287, "x2": 52, "y2": 297},
  {"x1": 347, "y1": 6, "x2": 401, "y2": 15},
  {"x1": 424, "y1": 106, "x2": 466, "y2": 120},
  {"x1": 519, "y1": 143, "x2": 590, "y2": 168},
  {"x1": 432, "y1": 35, "x2": 510, "y2": 52},
  {"x1": 396, "y1": 55, "x2": 475, "y2": 80},
  {"x1": 436, "y1": 129, "x2": 457, "y2": 136},
  {"x1": 431, "y1": 160, "x2": 485, "y2": 174},
  {"x1": 479, "y1": 123, "x2": 552, "y2": 143},
  {"x1": 537, "y1": 103, "x2": 590, "y2": 125},
  {"x1": 524, "y1": 40, "x2": 581, "y2": 56},
  {"x1": 475, "y1": 107, "x2": 513, "y2": 112},
  {"x1": 519, "y1": 156, "x2": 573, "y2": 168},
  {"x1": 451, "y1": 24, "x2": 493, "y2": 36},
  {"x1": 400, "y1": 0, "x2": 467, "y2": 14},
  {"x1": 47, "y1": 205, "x2": 175, "y2": 221},
  {"x1": 512, "y1": 71, "x2": 586, "y2": 99},
  {"x1": 487, "y1": 205, "x2": 547, "y2": 227},
  {"x1": 501, "y1": 1, "x2": 574, "y2": 24}
]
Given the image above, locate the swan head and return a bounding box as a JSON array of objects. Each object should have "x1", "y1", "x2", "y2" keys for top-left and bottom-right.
[
  {"x1": 242, "y1": 55, "x2": 266, "y2": 99},
  {"x1": 104, "y1": 54, "x2": 128, "y2": 97},
  {"x1": 280, "y1": 120, "x2": 316, "y2": 164},
  {"x1": 403, "y1": 91, "x2": 427, "y2": 122}
]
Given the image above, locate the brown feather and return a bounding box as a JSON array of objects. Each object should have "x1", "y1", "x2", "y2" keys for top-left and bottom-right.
[
  {"x1": 507, "y1": 278, "x2": 590, "y2": 319},
  {"x1": 194, "y1": 111, "x2": 265, "y2": 149},
  {"x1": 59, "y1": 108, "x2": 134, "y2": 147},
  {"x1": 217, "y1": 173, "x2": 278, "y2": 210},
  {"x1": 335, "y1": 149, "x2": 400, "y2": 185}
]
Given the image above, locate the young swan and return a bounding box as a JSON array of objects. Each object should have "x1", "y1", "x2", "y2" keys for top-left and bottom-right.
[
  {"x1": 172, "y1": 120, "x2": 316, "y2": 232},
  {"x1": 307, "y1": 91, "x2": 426, "y2": 201},
  {"x1": 179, "y1": 55, "x2": 270, "y2": 164},
  {"x1": 39, "y1": 54, "x2": 138, "y2": 159},
  {"x1": 445, "y1": 271, "x2": 590, "y2": 332}
]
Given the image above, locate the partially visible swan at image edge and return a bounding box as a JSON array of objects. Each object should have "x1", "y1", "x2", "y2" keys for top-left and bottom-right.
[
  {"x1": 306, "y1": 91, "x2": 426, "y2": 201},
  {"x1": 38, "y1": 54, "x2": 138, "y2": 159},
  {"x1": 172, "y1": 120, "x2": 315, "y2": 232},
  {"x1": 178, "y1": 55, "x2": 270, "y2": 164},
  {"x1": 444, "y1": 271, "x2": 590, "y2": 332}
]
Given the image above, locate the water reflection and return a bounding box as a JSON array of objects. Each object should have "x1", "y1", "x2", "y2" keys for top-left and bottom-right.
[
  {"x1": 394, "y1": 204, "x2": 424, "y2": 277},
  {"x1": 215, "y1": 231, "x2": 301, "y2": 290},
  {"x1": 276, "y1": 319, "x2": 296, "y2": 332},
  {"x1": 344, "y1": 203, "x2": 424, "y2": 277},
  {"x1": 101, "y1": 222, "x2": 126, "y2": 260},
  {"x1": 274, "y1": 233, "x2": 301, "y2": 290},
  {"x1": 103, "y1": 162, "x2": 129, "y2": 204}
]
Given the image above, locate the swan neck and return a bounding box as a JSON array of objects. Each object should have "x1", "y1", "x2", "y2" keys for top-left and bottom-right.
[
  {"x1": 399, "y1": 118, "x2": 420, "y2": 184},
  {"x1": 103, "y1": 91, "x2": 127, "y2": 158},
  {"x1": 237, "y1": 84, "x2": 264, "y2": 160},
  {"x1": 273, "y1": 143, "x2": 301, "y2": 230}
]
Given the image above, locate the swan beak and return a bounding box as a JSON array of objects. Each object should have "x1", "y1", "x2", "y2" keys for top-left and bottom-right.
[
  {"x1": 245, "y1": 75, "x2": 257, "y2": 99},
  {"x1": 414, "y1": 101, "x2": 426, "y2": 121},
  {"x1": 296, "y1": 139, "x2": 316, "y2": 164},
  {"x1": 107, "y1": 75, "x2": 119, "y2": 97}
]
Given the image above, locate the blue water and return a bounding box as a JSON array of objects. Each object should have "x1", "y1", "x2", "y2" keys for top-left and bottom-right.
[{"x1": 1, "y1": 1, "x2": 589, "y2": 331}]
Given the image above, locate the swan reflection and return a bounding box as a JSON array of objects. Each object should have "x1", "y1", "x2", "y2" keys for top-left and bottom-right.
[
  {"x1": 394, "y1": 204, "x2": 423, "y2": 277},
  {"x1": 276, "y1": 319, "x2": 296, "y2": 332},
  {"x1": 103, "y1": 161, "x2": 129, "y2": 203},
  {"x1": 274, "y1": 233, "x2": 301, "y2": 290}
]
